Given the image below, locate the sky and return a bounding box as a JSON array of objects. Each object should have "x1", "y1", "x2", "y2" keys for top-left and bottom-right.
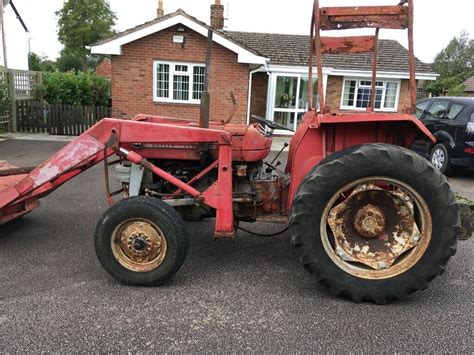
[{"x1": 5, "y1": 0, "x2": 474, "y2": 67}]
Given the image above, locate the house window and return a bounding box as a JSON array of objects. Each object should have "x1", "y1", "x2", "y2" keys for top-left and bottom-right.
[
  {"x1": 153, "y1": 61, "x2": 205, "y2": 103},
  {"x1": 272, "y1": 75, "x2": 318, "y2": 131},
  {"x1": 341, "y1": 79, "x2": 400, "y2": 111}
]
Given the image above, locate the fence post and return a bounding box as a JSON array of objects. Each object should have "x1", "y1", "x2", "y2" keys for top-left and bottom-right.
[
  {"x1": 36, "y1": 71, "x2": 43, "y2": 86},
  {"x1": 7, "y1": 69, "x2": 17, "y2": 133}
]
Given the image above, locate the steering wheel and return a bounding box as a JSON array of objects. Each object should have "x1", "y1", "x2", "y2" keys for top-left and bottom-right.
[{"x1": 251, "y1": 115, "x2": 295, "y2": 132}]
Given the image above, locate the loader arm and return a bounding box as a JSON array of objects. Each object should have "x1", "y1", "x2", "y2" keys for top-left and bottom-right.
[
  {"x1": 0, "y1": 118, "x2": 235, "y2": 237},
  {"x1": 0, "y1": 120, "x2": 118, "y2": 224}
]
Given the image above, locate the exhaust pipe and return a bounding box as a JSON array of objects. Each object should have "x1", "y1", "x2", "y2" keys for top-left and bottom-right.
[{"x1": 199, "y1": 29, "x2": 213, "y2": 129}]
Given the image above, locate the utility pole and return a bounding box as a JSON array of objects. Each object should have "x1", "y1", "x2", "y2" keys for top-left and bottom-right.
[{"x1": 0, "y1": 1, "x2": 7, "y2": 68}]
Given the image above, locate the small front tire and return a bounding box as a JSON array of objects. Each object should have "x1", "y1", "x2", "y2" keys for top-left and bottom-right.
[{"x1": 94, "y1": 196, "x2": 188, "y2": 286}]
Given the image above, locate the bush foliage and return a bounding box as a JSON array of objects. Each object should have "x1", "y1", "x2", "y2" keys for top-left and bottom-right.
[
  {"x1": 0, "y1": 78, "x2": 10, "y2": 116},
  {"x1": 41, "y1": 71, "x2": 110, "y2": 106}
]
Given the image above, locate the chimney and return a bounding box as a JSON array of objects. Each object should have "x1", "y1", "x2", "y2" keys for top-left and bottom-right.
[
  {"x1": 157, "y1": 0, "x2": 164, "y2": 18},
  {"x1": 210, "y1": 0, "x2": 224, "y2": 29}
]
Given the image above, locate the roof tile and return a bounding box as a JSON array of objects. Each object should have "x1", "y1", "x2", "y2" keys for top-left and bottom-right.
[
  {"x1": 224, "y1": 31, "x2": 434, "y2": 74},
  {"x1": 92, "y1": 9, "x2": 435, "y2": 75}
]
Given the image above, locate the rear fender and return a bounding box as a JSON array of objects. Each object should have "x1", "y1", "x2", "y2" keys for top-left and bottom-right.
[{"x1": 286, "y1": 111, "x2": 436, "y2": 209}]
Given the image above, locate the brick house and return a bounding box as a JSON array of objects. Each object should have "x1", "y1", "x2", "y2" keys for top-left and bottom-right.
[
  {"x1": 462, "y1": 76, "x2": 474, "y2": 96},
  {"x1": 95, "y1": 57, "x2": 112, "y2": 80},
  {"x1": 90, "y1": 1, "x2": 437, "y2": 134}
]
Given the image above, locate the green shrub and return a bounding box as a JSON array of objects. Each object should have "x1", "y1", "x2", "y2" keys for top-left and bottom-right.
[
  {"x1": 0, "y1": 78, "x2": 10, "y2": 116},
  {"x1": 40, "y1": 71, "x2": 110, "y2": 106}
]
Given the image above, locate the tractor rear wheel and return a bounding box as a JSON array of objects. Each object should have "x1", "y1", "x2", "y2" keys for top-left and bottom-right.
[
  {"x1": 95, "y1": 196, "x2": 188, "y2": 286},
  {"x1": 289, "y1": 144, "x2": 459, "y2": 303}
]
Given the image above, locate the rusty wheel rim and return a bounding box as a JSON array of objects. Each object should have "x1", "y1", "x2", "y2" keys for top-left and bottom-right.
[
  {"x1": 111, "y1": 218, "x2": 167, "y2": 273},
  {"x1": 320, "y1": 176, "x2": 432, "y2": 280}
]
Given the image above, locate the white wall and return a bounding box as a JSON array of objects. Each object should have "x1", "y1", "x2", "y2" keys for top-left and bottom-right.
[{"x1": 0, "y1": 3, "x2": 29, "y2": 70}]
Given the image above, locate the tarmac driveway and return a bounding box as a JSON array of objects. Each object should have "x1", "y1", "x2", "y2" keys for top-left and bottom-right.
[{"x1": 0, "y1": 139, "x2": 472, "y2": 352}]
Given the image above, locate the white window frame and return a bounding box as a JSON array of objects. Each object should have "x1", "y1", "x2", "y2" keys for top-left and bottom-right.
[
  {"x1": 153, "y1": 60, "x2": 205, "y2": 104},
  {"x1": 267, "y1": 72, "x2": 327, "y2": 135},
  {"x1": 340, "y1": 77, "x2": 401, "y2": 112}
]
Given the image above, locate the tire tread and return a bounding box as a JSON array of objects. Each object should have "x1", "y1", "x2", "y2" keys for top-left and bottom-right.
[{"x1": 290, "y1": 143, "x2": 459, "y2": 303}]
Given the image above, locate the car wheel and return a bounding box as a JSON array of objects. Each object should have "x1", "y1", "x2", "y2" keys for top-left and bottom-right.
[{"x1": 430, "y1": 143, "x2": 453, "y2": 175}]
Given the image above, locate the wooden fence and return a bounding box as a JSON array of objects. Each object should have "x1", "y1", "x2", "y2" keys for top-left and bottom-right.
[
  {"x1": 16, "y1": 100, "x2": 111, "y2": 135},
  {"x1": 0, "y1": 68, "x2": 42, "y2": 132}
]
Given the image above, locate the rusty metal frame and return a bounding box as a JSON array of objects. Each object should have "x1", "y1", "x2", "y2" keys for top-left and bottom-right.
[
  {"x1": 103, "y1": 153, "x2": 123, "y2": 206},
  {"x1": 308, "y1": 0, "x2": 416, "y2": 114}
]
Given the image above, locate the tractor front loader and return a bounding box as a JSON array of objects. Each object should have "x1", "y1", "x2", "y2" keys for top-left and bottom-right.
[{"x1": 0, "y1": 0, "x2": 459, "y2": 303}]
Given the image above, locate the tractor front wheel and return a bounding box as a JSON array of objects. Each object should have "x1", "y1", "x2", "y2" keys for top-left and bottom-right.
[
  {"x1": 289, "y1": 144, "x2": 459, "y2": 303},
  {"x1": 95, "y1": 196, "x2": 188, "y2": 285}
]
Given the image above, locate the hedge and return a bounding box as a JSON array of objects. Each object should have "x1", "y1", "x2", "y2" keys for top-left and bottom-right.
[{"x1": 40, "y1": 71, "x2": 110, "y2": 106}]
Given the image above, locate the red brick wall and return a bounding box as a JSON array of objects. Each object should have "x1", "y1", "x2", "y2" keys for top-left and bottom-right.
[
  {"x1": 250, "y1": 72, "x2": 268, "y2": 118},
  {"x1": 325, "y1": 75, "x2": 344, "y2": 111},
  {"x1": 95, "y1": 58, "x2": 112, "y2": 79},
  {"x1": 111, "y1": 25, "x2": 250, "y2": 124},
  {"x1": 397, "y1": 79, "x2": 413, "y2": 113}
]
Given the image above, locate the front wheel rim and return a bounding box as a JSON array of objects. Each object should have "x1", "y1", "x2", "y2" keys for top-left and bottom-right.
[
  {"x1": 111, "y1": 218, "x2": 168, "y2": 272},
  {"x1": 320, "y1": 176, "x2": 432, "y2": 280}
]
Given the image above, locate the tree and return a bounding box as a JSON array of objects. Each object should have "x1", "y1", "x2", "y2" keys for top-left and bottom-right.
[
  {"x1": 426, "y1": 31, "x2": 474, "y2": 96},
  {"x1": 28, "y1": 52, "x2": 58, "y2": 72},
  {"x1": 41, "y1": 59, "x2": 58, "y2": 73},
  {"x1": 56, "y1": 0, "x2": 116, "y2": 71},
  {"x1": 56, "y1": 49, "x2": 83, "y2": 73},
  {"x1": 432, "y1": 31, "x2": 473, "y2": 78},
  {"x1": 28, "y1": 52, "x2": 42, "y2": 71}
]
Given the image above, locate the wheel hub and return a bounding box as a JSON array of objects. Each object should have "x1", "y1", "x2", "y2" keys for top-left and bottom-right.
[
  {"x1": 328, "y1": 184, "x2": 421, "y2": 270},
  {"x1": 354, "y1": 204, "x2": 385, "y2": 238},
  {"x1": 432, "y1": 149, "x2": 445, "y2": 169},
  {"x1": 131, "y1": 234, "x2": 149, "y2": 252},
  {"x1": 112, "y1": 219, "x2": 167, "y2": 272}
]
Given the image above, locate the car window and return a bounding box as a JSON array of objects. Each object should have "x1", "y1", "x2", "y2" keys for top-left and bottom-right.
[
  {"x1": 415, "y1": 100, "x2": 431, "y2": 119},
  {"x1": 426, "y1": 101, "x2": 449, "y2": 120},
  {"x1": 445, "y1": 103, "x2": 465, "y2": 120}
]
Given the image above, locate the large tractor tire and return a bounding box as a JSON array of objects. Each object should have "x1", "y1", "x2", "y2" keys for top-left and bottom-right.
[
  {"x1": 95, "y1": 196, "x2": 188, "y2": 286},
  {"x1": 289, "y1": 144, "x2": 459, "y2": 304}
]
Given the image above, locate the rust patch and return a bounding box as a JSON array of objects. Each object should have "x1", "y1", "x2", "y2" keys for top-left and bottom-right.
[
  {"x1": 328, "y1": 185, "x2": 420, "y2": 270},
  {"x1": 320, "y1": 36, "x2": 375, "y2": 54}
]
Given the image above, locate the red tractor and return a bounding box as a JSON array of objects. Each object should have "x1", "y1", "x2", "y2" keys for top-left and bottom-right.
[{"x1": 0, "y1": 0, "x2": 459, "y2": 303}]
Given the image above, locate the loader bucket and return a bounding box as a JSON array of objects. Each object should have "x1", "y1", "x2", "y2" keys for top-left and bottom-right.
[
  {"x1": 0, "y1": 161, "x2": 39, "y2": 225},
  {"x1": 0, "y1": 132, "x2": 109, "y2": 226}
]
